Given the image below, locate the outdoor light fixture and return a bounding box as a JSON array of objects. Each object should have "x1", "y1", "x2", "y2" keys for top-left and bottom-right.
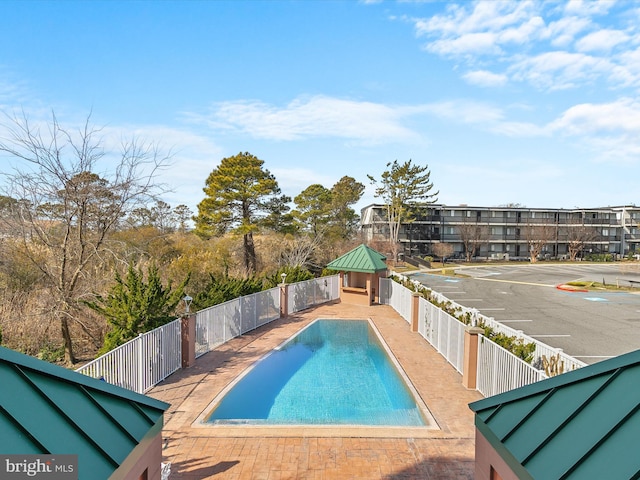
[
  {"x1": 281, "y1": 273, "x2": 287, "y2": 284},
  {"x1": 183, "y1": 295, "x2": 193, "y2": 314}
]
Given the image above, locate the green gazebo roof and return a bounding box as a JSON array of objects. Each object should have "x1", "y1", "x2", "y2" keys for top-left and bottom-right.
[
  {"x1": 0, "y1": 346, "x2": 169, "y2": 479},
  {"x1": 326, "y1": 244, "x2": 387, "y2": 273},
  {"x1": 469, "y1": 349, "x2": 640, "y2": 480}
]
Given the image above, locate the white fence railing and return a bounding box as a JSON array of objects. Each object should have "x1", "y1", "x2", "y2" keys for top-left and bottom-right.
[
  {"x1": 288, "y1": 276, "x2": 340, "y2": 314},
  {"x1": 76, "y1": 276, "x2": 340, "y2": 394},
  {"x1": 195, "y1": 287, "x2": 281, "y2": 358},
  {"x1": 380, "y1": 276, "x2": 568, "y2": 397},
  {"x1": 390, "y1": 273, "x2": 587, "y2": 373},
  {"x1": 418, "y1": 296, "x2": 465, "y2": 373},
  {"x1": 76, "y1": 319, "x2": 182, "y2": 393},
  {"x1": 476, "y1": 336, "x2": 547, "y2": 397},
  {"x1": 379, "y1": 277, "x2": 412, "y2": 323}
]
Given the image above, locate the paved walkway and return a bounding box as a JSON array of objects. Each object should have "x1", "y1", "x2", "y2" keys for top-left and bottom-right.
[{"x1": 148, "y1": 301, "x2": 482, "y2": 479}]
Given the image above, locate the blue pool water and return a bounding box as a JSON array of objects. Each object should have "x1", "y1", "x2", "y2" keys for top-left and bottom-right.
[{"x1": 205, "y1": 319, "x2": 426, "y2": 426}]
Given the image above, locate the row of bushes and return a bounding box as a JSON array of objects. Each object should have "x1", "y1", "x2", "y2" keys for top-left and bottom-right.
[{"x1": 390, "y1": 275, "x2": 536, "y2": 363}]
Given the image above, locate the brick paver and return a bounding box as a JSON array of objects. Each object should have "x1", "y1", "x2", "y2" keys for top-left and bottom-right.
[{"x1": 148, "y1": 301, "x2": 482, "y2": 479}]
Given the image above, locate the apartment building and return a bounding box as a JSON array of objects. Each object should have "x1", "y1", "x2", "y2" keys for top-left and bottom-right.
[{"x1": 360, "y1": 204, "x2": 640, "y2": 260}]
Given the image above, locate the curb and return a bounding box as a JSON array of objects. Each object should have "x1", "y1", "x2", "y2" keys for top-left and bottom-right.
[{"x1": 556, "y1": 284, "x2": 588, "y2": 293}]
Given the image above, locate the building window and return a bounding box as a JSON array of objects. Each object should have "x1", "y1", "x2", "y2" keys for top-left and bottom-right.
[{"x1": 602, "y1": 228, "x2": 609, "y2": 236}]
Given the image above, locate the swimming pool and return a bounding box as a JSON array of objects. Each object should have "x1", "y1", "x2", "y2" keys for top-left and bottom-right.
[{"x1": 203, "y1": 319, "x2": 431, "y2": 426}]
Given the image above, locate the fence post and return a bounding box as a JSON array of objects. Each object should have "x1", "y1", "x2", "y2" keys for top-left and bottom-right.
[
  {"x1": 280, "y1": 283, "x2": 289, "y2": 318},
  {"x1": 411, "y1": 292, "x2": 421, "y2": 332},
  {"x1": 462, "y1": 326, "x2": 484, "y2": 390},
  {"x1": 181, "y1": 314, "x2": 196, "y2": 368},
  {"x1": 138, "y1": 334, "x2": 145, "y2": 393}
]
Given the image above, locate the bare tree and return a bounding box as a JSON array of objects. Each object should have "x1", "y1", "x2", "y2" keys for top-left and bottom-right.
[
  {"x1": 278, "y1": 234, "x2": 323, "y2": 270},
  {"x1": 431, "y1": 242, "x2": 454, "y2": 267},
  {"x1": 523, "y1": 223, "x2": 555, "y2": 263},
  {"x1": 457, "y1": 222, "x2": 489, "y2": 262},
  {"x1": 0, "y1": 111, "x2": 170, "y2": 364},
  {"x1": 563, "y1": 219, "x2": 600, "y2": 261}
]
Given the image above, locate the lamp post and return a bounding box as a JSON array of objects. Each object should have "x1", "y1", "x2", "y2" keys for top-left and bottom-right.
[
  {"x1": 183, "y1": 295, "x2": 193, "y2": 315},
  {"x1": 280, "y1": 273, "x2": 287, "y2": 285}
]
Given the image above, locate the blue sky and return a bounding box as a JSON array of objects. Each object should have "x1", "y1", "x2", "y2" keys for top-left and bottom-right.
[{"x1": 1, "y1": 0, "x2": 639, "y2": 215}]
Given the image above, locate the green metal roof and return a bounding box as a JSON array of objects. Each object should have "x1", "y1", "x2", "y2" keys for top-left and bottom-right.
[
  {"x1": 326, "y1": 244, "x2": 388, "y2": 273},
  {"x1": 469, "y1": 349, "x2": 640, "y2": 480},
  {"x1": 0, "y1": 346, "x2": 169, "y2": 479}
]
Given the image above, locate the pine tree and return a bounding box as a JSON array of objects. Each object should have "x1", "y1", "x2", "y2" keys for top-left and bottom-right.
[
  {"x1": 368, "y1": 160, "x2": 438, "y2": 261},
  {"x1": 194, "y1": 152, "x2": 290, "y2": 275},
  {"x1": 85, "y1": 263, "x2": 189, "y2": 353}
]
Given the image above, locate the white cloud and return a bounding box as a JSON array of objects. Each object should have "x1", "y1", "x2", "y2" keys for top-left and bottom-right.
[
  {"x1": 546, "y1": 98, "x2": 640, "y2": 163},
  {"x1": 509, "y1": 51, "x2": 613, "y2": 90},
  {"x1": 425, "y1": 32, "x2": 501, "y2": 56},
  {"x1": 186, "y1": 96, "x2": 421, "y2": 144},
  {"x1": 417, "y1": 1, "x2": 536, "y2": 37},
  {"x1": 575, "y1": 28, "x2": 630, "y2": 52},
  {"x1": 425, "y1": 99, "x2": 505, "y2": 125},
  {"x1": 414, "y1": 1, "x2": 542, "y2": 56},
  {"x1": 543, "y1": 16, "x2": 592, "y2": 47},
  {"x1": 409, "y1": 1, "x2": 640, "y2": 92},
  {"x1": 423, "y1": 99, "x2": 545, "y2": 137},
  {"x1": 549, "y1": 98, "x2": 640, "y2": 135},
  {"x1": 564, "y1": 0, "x2": 617, "y2": 17},
  {"x1": 489, "y1": 120, "x2": 546, "y2": 137},
  {"x1": 498, "y1": 15, "x2": 545, "y2": 44},
  {"x1": 462, "y1": 70, "x2": 508, "y2": 87}
]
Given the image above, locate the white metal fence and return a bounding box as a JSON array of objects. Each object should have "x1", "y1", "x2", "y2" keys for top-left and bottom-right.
[
  {"x1": 195, "y1": 287, "x2": 281, "y2": 358},
  {"x1": 418, "y1": 296, "x2": 465, "y2": 373},
  {"x1": 389, "y1": 273, "x2": 587, "y2": 373},
  {"x1": 288, "y1": 276, "x2": 340, "y2": 314},
  {"x1": 380, "y1": 278, "x2": 466, "y2": 373},
  {"x1": 379, "y1": 276, "x2": 570, "y2": 397},
  {"x1": 379, "y1": 277, "x2": 413, "y2": 323},
  {"x1": 76, "y1": 319, "x2": 182, "y2": 393},
  {"x1": 76, "y1": 276, "x2": 340, "y2": 394},
  {"x1": 476, "y1": 336, "x2": 547, "y2": 397},
  {"x1": 475, "y1": 314, "x2": 586, "y2": 373}
]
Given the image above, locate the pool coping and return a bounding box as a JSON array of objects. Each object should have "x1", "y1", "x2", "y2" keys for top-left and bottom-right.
[
  {"x1": 191, "y1": 317, "x2": 441, "y2": 437},
  {"x1": 149, "y1": 302, "x2": 482, "y2": 478}
]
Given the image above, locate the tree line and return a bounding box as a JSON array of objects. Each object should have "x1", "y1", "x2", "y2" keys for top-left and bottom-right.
[{"x1": 0, "y1": 112, "x2": 437, "y2": 364}]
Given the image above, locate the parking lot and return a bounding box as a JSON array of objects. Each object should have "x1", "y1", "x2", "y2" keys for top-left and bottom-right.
[{"x1": 408, "y1": 263, "x2": 640, "y2": 364}]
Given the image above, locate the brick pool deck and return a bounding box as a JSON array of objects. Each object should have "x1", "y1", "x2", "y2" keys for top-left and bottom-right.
[{"x1": 148, "y1": 301, "x2": 482, "y2": 479}]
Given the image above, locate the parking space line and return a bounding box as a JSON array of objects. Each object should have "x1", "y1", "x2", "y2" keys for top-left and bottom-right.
[
  {"x1": 530, "y1": 334, "x2": 571, "y2": 338},
  {"x1": 474, "y1": 277, "x2": 555, "y2": 287},
  {"x1": 573, "y1": 355, "x2": 616, "y2": 359}
]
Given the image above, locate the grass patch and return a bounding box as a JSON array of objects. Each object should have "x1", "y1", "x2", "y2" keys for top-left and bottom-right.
[{"x1": 566, "y1": 280, "x2": 636, "y2": 291}]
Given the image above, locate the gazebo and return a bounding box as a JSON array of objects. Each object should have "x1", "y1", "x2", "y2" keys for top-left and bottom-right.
[
  {"x1": 0, "y1": 346, "x2": 169, "y2": 480},
  {"x1": 326, "y1": 244, "x2": 388, "y2": 306}
]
